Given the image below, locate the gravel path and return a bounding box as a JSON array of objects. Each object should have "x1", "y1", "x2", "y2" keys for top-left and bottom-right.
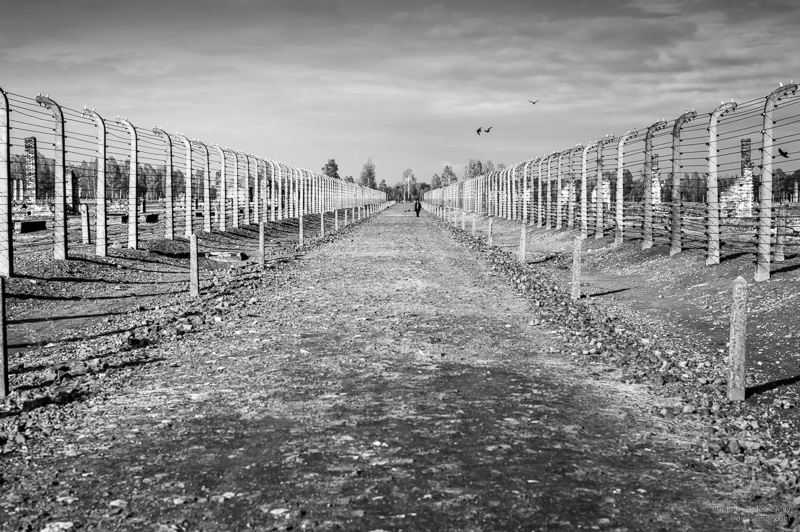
[{"x1": 0, "y1": 205, "x2": 769, "y2": 531}]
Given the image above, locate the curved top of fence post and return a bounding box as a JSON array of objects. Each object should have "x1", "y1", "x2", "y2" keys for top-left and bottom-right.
[
  {"x1": 0, "y1": 87, "x2": 7, "y2": 138},
  {"x1": 172, "y1": 132, "x2": 191, "y2": 155},
  {"x1": 115, "y1": 116, "x2": 137, "y2": 140},
  {"x1": 645, "y1": 119, "x2": 669, "y2": 141},
  {"x1": 209, "y1": 144, "x2": 225, "y2": 161},
  {"x1": 190, "y1": 138, "x2": 209, "y2": 159},
  {"x1": 152, "y1": 126, "x2": 170, "y2": 147},
  {"x1": 36, "y1": 94, "x2": 63, "y2": 120},
  {"x1": 765, "y1": 82, "x2": 798, "y2": 112},
  {"x1": 618, "y1": 129, "x2": 638, "y2": 149},
  {"x1": 0, "y1": 86, "x2": 7, "y2": 152},
  {"x1": 672, "y1": 110, "x2": 697, "y2": 138},
  {"x1": 1, "y1": 87, "x2": 7, "y2": 186},
  {"x1": 82, "y1": 107, "x2": 106, "y2": 132},
  {"x1": 581, "y1": 140, "x2": 599, "y2": 163},
  {"x1": 596, "y1": 135, "x2": 616, "y2": 164},
  {"x1": 708, "y1": 101, "x2": 737, "y2": 129}
]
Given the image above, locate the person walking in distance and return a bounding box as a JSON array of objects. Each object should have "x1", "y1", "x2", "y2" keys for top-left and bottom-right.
[{"x1": 414, "y1": 199, "x2": 421, "y2": 217}]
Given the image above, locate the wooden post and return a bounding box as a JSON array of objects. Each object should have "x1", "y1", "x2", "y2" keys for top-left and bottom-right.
[
  {"x1": 335, "y1": 208, "x2": 339, "y2": 231},
  {"x1": 189, "y1": 234, "x2": 200, "y2": 298},
  {"x1": 571, "y1": 236, "x2": 582, "y2": 300},
  {"x1": 461, "y1": 210, "x2": 465, "y2": 230},
  {"x1": 728, "y1": 276, "x2": 748, "y2": 401},
  {"x1": 0, "y1": 278, "x2": 7, "y2": 397},
  {"x1": 472, "y1": 212, "x2": 476, "y2": 236},
  {"x1": 488, "y1": 215, "x2": 494, "y2": 246},
  {"x1": 80, "y1": 204, "x2": 91, "y2": 244},
  {"x1": 320, "y1": 211, "x2": 325, "y2": 237},
  {"x1": 299, "y1": 213, "x2": 304, "y2": 247},
  {"x1": 259, "y1": 221, "x2": 265, "y2": 267},
  {"x1": 519, "y1": 222, "x2": 527, "y2": 263}
]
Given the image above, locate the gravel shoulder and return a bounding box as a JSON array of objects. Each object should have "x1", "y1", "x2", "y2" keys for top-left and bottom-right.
[{"x1": 0, "y1": 205, "x2": 782, "y2": 531}]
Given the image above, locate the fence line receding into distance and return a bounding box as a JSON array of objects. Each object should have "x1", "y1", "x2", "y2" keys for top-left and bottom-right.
[{"x1": 423, "y1": 82, "x2": 800, "y2": 283}]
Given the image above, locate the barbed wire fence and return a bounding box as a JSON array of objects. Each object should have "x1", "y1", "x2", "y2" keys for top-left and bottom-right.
[
  {"x1": 0, "y1": 85, "x2": 387, "y2": 278},
  {"x1": 424, "y1": 82, "x2": 800, "y2": 283}
]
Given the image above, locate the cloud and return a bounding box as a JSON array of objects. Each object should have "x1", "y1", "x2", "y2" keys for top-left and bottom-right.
[{"x1": 0, "y1": 0, "x2": 798, "y2": 184}]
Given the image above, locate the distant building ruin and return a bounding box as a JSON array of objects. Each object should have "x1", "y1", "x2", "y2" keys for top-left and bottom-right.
[
  {"x1": 651, "y1": 154, "x2": 662, "y2": 205},
  {"x1": 24, "y1": 137, "x2": 37, "y2": 202},
  {"x1": 720, "y1": 138, "x2": 754, "y2": 217}
]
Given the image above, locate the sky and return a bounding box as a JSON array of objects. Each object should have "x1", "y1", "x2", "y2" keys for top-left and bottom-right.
[{"x1": 1, "y1": 0, "x2": 799, "y2": 186}]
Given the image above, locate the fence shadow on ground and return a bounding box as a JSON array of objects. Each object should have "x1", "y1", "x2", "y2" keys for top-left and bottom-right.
[{"x1": 746, "y1": 374, "x2": 800, "y2": 399}]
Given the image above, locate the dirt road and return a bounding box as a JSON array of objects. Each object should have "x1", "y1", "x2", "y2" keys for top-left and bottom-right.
[{"x1": 0, "y1": 205, "x2": 773, "y2": 531}]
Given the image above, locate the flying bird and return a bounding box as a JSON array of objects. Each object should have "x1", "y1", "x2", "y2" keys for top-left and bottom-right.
[
  {"x1": 476, "y1": 127, "x2": 482, "y2": 135},
  {"x1": 778, "y1": 148, "x2": 790, "y2": 158},
  {"x1": 485, "y1": 126, "x2": 493, "y2": 133},
  {"x1": 528, "y1": 99, "x2": 540, "y2": 105}
]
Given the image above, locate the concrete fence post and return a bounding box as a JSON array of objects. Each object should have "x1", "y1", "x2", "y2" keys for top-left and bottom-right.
[
  {"x1": 253, "y1": 156, "x2": 260, "y2": 225},
  {"x1": 84, "y1": 109, "x2": 108, "y2": 256},
  {"x1": 581, "y1": 142, "x2": 598, "y2": 239},
  {"x1": 522, "y1": 161, "x2": 531, "y2": 223},
  {"x1": 461, "y1": 210, "x2": 465, "y2": 230},
  {"x1": 756, "y1": 83, "x2": 797, "y2": 282},
  {"x1": 259, "y1": 221, "x2": 266, "y2": 267},
  {"x1": 546, "y1": 155, "x2": 554, "y2": 230},
  {"x1": 194, "y1": 140, "x2": 212, "y2": 233},
  {"x1": 670, "y1": 111, "x2": 697, "y2": 255},
  {"x1": 233, "y1": 152, "x2": 242, "y2": 228},
  {"x1": 488, "y1": 215, "x2": 494, "y2": 246},
  {"x1": 320, "y1": 175, "x2": 326, "y2": 237},
  {"x1": 537, "y1": 157, "x2": 544, "y2": 228},
  {"x1": 275, "y1": 161, "x2": 282, "y2": 221},
  {"x1": 0, "y1": 278, "x2": 7, "y2": 397},
  {"x1": 263, "y1": 160, "x2": 270, "y2": 223},
  {"x1": 596, "y1": 136, "x2": 615, "y2": 239},
  {"x1": 706, "y1": 102, "x2": 737, "y2": 266},
  {"x1": 176, "y1": 135, "x2": 193, "y2": 236},
  {"x1": 243, "y1": 154, "x2": 252, "y2": 225},
  {"x1": 568, "y1": 146, "x2": 581, "y2": 229},
  {"x1": 37, "y1": 95, "x2": 68, "y2": 260},
  {"x1": 519, "y1": 222, "x2": 527, "y2": 263},
  {"x1": 472, "y1": 212, "x2": 476, "y2": 236},
  {"x1": 728, "y1": 276, "x2": 748, "y2": 401},
  {"x1": 571, "y1": 236, "x2": 582, "y2": 300},
  {"x1": 615, "y1": 130, "x2": 638, "y2": 245},
  {"x1": 0, "y1": 89, "x2": 12, "y2": 277},
  {"x1": 154, "y1": 128, "x2": 174, "y2": 239},
  {"x1": 189, "y1": 234, "x2": 200, "y2": 298},
  {"x1": 212, "y1": 147, "x2": 227, "y2": 232},
  {"x1": 80, "y1": 204, "x2": 91, "y2": 244},
  {"x1": 335, "y1": 207, "x2": 339, "y2": 231},
  {"x1": 642, "y1": 119, "x2": 668, "y2": 250},
  {"x1": 298, "y1": 173, "x2": 304, "y2": 246},
  {"x1": 556, "y1": 151, "x2": 565, "y2": 230}
]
